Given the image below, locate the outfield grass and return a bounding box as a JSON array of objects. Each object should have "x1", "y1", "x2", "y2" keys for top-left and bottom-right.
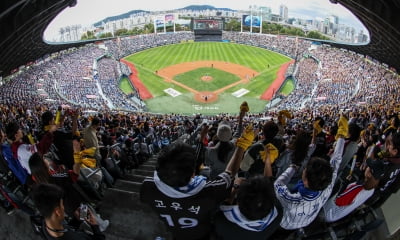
[
  {"x1": 280, "y1": 78, "x2": 295, "y2": 96},
  {"x1": 119, "y1": 76, "x2": 134, "y2": 94},
  {"x1": 134, "y1": 64, "x2": 188, "y2": 97},
  {"x1": 174, "y1": 67, "x2": 240, "y2": 92},
  {"x1": 124, "y1": 42, "x2": 291, "y2": 114},
  {"x1": 125, "y1": 42, "x2": 289, "y2": 72}
]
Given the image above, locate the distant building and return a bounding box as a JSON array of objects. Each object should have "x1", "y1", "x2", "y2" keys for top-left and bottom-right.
[
  {"x1": 329, "y1": 15, "x2": 339, "y2": 25},
  {"x1": 357, "y1": 30, "x2": 368, "y2": 43},
  {"x1": 336, "y1": 24, "x2": 355, "y2": 42},
  {"x1": 279, "y1": 5, "x2": 288, "y2": 22},
  {"x1": 259, "y1": 6, "x2": 272, "y2": 21},
  {"x1": 270, "y1": 14, "x2": 281, "y2": 22}
]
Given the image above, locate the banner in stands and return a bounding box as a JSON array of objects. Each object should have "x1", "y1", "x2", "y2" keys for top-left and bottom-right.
[
  {"x1": 242, "y1": 15, "x2": 261, "y2": 27},
  {"x1": 86, "y1": 95, "x2": 98, "y2": 99},
  {"x1": 165, "y1": 14, "x2": 174, "y2": 27},
  {"x1": 154, "y1": 15, "x2": 164, "y2": 29}
]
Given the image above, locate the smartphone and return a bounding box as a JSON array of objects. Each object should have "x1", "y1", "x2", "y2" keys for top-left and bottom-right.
[{"x1": 79, "y1": 204, "x2": 88, "y2": 221}]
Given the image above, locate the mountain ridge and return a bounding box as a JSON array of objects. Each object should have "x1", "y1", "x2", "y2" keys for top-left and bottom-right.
[{"x1": 93, "y1": 5, "x2": 235, "y2": 27}]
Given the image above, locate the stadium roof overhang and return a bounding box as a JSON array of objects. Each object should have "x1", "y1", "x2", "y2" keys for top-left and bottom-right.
[
  {"x1": 328, "y1": 0, "x2": 400, "y2": 70},
  {"x1": 0, "y1": 0, "x2": 399, "y2": 77},
  {"x1": 0, "y1": 0, "x2": 92, "y2": 77}
]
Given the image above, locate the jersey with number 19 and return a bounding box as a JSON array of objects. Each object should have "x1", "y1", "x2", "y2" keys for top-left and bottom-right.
[{"x1": 140, "y1": 171, "x2": 232, "y2": 240}]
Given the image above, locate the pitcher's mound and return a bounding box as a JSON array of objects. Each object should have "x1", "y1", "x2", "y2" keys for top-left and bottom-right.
[
  {"x1": 195, "y1": 91, "x2": 218, "y2": 103},
  {"x1": 201, "y1": 76, "x2": 213, "y2": 82}
]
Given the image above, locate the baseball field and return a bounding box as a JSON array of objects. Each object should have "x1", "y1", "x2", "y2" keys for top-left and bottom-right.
[{"x1": 122, "y1": 42, "x2": 292, "y2": 114}]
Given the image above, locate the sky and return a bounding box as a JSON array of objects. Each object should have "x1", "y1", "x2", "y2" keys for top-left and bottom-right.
[{"x1": 44, "y1": 0, "x2": 368, "y2": 40}]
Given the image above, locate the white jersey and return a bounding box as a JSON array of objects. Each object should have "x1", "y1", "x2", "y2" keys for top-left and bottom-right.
[{"x1": 274, "y1": 138, "x2": 345, "y2": 230}]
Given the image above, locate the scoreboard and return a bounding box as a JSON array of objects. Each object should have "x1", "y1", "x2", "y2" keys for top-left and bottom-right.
[{"x1": 192, "y1": 18, "x2": 224, "y2": 31}]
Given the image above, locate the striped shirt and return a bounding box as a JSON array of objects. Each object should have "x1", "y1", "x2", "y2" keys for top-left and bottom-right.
[{"x1": 274, "y1": 138, "x2": 345, "y2": 230}]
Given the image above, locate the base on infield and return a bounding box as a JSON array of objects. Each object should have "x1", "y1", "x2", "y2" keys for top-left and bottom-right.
[{"x1": 194, "y1": 91, "x2": 218, "y2": 103}]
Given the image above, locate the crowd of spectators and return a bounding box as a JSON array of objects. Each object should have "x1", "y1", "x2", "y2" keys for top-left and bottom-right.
[
  {"x1": 276, "y1": 44, "x2": 400, "y2": 110},
  {"x1": 0, "y1": 60, "x2": 64, "y2": 107},
  {"x1": 220, "y1": 32, "x2": 400, "y2": 112},
  {"x1": 104, "y1": 32, "x2": 195, "y2": 59},
  {"x1": 2, "y1": 31, "x2": 398, "y2": 116},
  {"x1": 0, "y1": 95, "x2": 399, "y2": 238},
  {"x1": 222, "y1": 32, "x2": 310, "y2": 59},
  {"x1": 53, "y1": 45, "x2": 108, "y2": 109},
  {"x1": 0, "y1": 31, "x2": 399, "y2": 239},
  {"x1": 310, "y1": 46, "x2": 364, "y2": 106},
  {"x1": 96, "y1": 57, "x2": 138, "y2": 111},
  {"x1": 0, "y1": 32, "x2": 196, "y2": 115},
  {"x1": 278, "y1": 58, "x2": 319, "y2": 109}
]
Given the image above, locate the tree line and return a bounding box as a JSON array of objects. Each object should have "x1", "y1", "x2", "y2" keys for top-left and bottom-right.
[{"x1": 81, "y1": 19, "x2": 330, "y2": 41}]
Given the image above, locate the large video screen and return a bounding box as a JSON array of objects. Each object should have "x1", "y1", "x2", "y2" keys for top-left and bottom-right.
[
  {"x1": 165, "y1": 14, "x2": 174, "y2": 27},
  {"x1": 242, "y1": 15, "x2": 261, "y2": 27},
  {"x1": 193, "y1": 19, "x2": 223, "y2": 30},
  {"x1": 155, "y1": 16, "x2": 164, "y2": 29}
]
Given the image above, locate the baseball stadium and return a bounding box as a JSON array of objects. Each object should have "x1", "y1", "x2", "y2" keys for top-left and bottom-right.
[
  {"x1": 0, "y1": 0, "x2": 400, "y2": 240},
  {"x1": 121, "y1": 41, "x2": 292, "y2": 114}
]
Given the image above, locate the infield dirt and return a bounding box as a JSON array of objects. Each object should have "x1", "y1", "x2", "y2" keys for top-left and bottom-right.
[{"x1": 157, "y1": 61, "x2": 258, "y2": 103}]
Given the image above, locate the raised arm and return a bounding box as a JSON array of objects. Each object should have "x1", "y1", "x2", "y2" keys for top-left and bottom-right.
[
  {"x1": 330, "y1": 115, "x2": 348, "y2": 168},
  {"x1": 225, "y1": 124, "x2": 255, "y2": 176},
  {"x1": 72, "y1": 139, "x2": 83, "y2": 175},
  {"x1": 233, "y1": 101, "x2": 249, "y2": 138},
  {"x1": 263, "y1": 145, "x2": 273, "y2": 177}
]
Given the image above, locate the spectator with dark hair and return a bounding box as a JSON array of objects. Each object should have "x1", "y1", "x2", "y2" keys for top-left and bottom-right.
[
  {"x1": 214, "y1": 143, "x2": 282, "y2": 239},
  {"x1": 30, "y1": 183, "x2": 105, "y2": 240},
  {"x1": 5, "y1": 121, "x2": 55, "y2": 176},
  {"x1": 367, "y1": 132, "x2": 400, "y2": 207},
  {"x1": 382, "y1": 115, "x2": 400, "y2": 141},
  {"x1": 29, "y1": 140, "x2": 109, "y2": 232},
  {"x1": 29, "y1": 152, "x2": 82, "y2": 216},
  {"x1": 41, "y1": 110, "x2": 56, "y2": 128},
  {"x1": 325, "y1": 124, "x2": 338, "y2": 150},
  {"x1": 1, "y1": 124, "x2": 29, "y2": 185},
  {"x1": 29, "y1": 139, "x2": 81, "y2": 212},
  {"x1": 274, "y1": 129, "x2": 316, "y2": 184},
  {"x1": 240, "y1": 120, "x2": 283, "y2": 177},
  {"x1": 140, "y1": 117, "x2": 255, "y2": 240},
  {"x1": 40, "y1": 109, "x2": 78, "y2": 170},
  {"x1": 273, "y1": 115, "x2": 348, "y2": 231}
]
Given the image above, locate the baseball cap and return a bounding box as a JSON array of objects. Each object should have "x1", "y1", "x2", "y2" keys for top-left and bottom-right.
[
  {"x1": 366, "y1": 158, "x2": 385, "y2": 179},
  {"x1": 217, "y1": 121, "x2": 232, "y2": 142}
]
